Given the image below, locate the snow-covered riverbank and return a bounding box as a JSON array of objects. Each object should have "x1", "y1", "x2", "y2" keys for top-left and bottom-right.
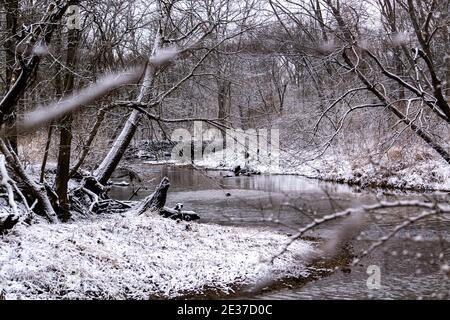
[
  {"x1": 190, "y1": 148, "x2": 450, "y2": 192},
  {"x1": 0, "y1": 212, "x2": 314, "y2": 299}
]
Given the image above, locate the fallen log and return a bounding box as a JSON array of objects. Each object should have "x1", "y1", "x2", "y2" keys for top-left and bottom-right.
[
  {"x1": 135, "y1": 177, "x2": 199, "y2": 221},
  {"x1": 160, "y1": 205, "x2": 200, "y2": 221},
  {"x1": 233, "y1": 165, "x2": 261, "y2": 177}
]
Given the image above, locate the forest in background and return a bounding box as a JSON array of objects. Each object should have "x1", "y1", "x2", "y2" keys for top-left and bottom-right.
[
  {"x1": 0, "y1": 0, "x2": 449, "y2": 240},
  {"x1": 0, "y1": 0, "x2": 449, "y2": 300}
]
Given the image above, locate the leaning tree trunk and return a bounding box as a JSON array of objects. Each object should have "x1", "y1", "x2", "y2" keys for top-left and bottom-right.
[
  {"x1": 93, "y1": 31, "x2": 162, "y2": 185},
  {"x1": 69, "y1": 107, "x2": 106, "y2": 177},
  {"x1": 40, "y1": 123, "x2": 54, "y2": 183}
]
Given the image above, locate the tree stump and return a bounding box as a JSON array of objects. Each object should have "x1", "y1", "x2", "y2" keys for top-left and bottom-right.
[{"x1": 136, "y1": 177, "x2": 199, "y2": 221}]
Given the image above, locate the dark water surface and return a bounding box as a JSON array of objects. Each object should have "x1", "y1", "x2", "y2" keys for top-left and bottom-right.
[{"x1": 109, "y1": 164, "x2": 450, "y2": 300}]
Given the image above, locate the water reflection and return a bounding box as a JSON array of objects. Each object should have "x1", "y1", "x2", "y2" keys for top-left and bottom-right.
[{"x1": 108, "y1": 164, "x2": 449, "y2": 300}]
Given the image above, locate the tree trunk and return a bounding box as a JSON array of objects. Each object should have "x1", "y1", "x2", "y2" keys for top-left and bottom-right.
[
  {"x1": 2, "y1": 0, "x2": 19, "y2": 152},
  {"x1": 135, "y1": 177, "x2": 199, "y2": 220},
  {"x1": 94, "y1": 31, "x2": 162, "y2": 185},
  {"x1": 69, "y1": 108, "x2": 106, "y2": 177},
  {"x1": 94, "y1": 110, "x2": 143, "y2": 185},
  {"x1": 217, "y1": 79, "x2": 231, "y2": 142},
  {"x1": 135, "y1": 177, "x2": 170, "y2": 215},
  {"x1": 55, "y1": 15, "x2": 80, "y2": 221},
  {"x1": 443, "y1": 5, "x2": 450, "y2": 97},
  {"x1": 39, "y1": 124, "x2": 54, "y2": 183},
  {"x1": 2, "y1": 0, "x2": 18, "y2": 88},
  {"x1": 55, "y1": 114, "x2": 73, "y2": 220}
]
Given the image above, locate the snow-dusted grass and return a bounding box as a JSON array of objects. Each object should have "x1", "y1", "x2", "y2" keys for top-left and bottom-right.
[{"x1": 0, "y1": 213, "x2": 314, "y2": 300}]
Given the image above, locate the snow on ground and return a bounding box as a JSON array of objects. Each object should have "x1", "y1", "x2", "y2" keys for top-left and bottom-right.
[{"x1": 0, "y1": 213, "x2": 315, "y2": 300}]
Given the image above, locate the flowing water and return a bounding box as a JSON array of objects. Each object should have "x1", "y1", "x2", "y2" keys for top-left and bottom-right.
[{"x1": 109, "y1": 163, "x2": 450, "y2": 300}]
